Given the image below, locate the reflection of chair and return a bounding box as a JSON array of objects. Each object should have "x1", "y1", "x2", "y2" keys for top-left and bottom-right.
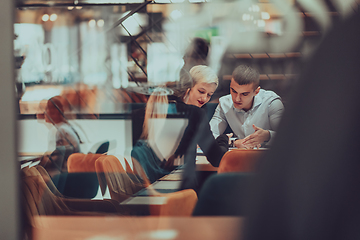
[
  {"x1": 129, "y1": 158, "x2": 198, "y2": 216},
  {"x1": 50, "y1": 153, "x2": 103, "y2": 199},
  {"x1": 217, "y1": 149, "x2": 264, "y2": 173},
  {"x1": 95, "y1": 155, "x2": 145, "y2": 203},
  {"x1": 192, "y1": 173, "x2": 253, "y2": 216},
  {"x1": 95, "y1": 156, "x2": 198, "y2": 216},
  {"x1": 21, "y1": 166, "x2": 122, "y2": 236},
  {"x1": 130, "y1": 157, "x2": 151, "y2": 187}
]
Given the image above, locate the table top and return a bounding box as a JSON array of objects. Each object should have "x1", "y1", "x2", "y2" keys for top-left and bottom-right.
[
  {"x1": 32, "y1": 216, "x2": 243, "y2": 240},
  {"x1": 196, "y1": 155, "x2": 218, "y2": 172}
]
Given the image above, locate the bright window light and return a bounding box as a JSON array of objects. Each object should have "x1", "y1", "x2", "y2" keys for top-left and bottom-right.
[
  {"x1": 120, "y1": 11, "x2": 147, "y2": 36},
  {"x1": 261, "y1": 12, "x2": 270, "y2": 20},
  {"x1": 257, "y1": 20, "x2": 265, "y2": 28},
  {"x1": 42, "y1": 14, "x2": 49, "y2": 22},
  {"x1": 170, "y1": 10, "x2": 182, "y2": 20},
  {"x1": 242, "y1": 14, "x2": 250, "y2": 21},
  {"x1": 154, "y1": 0, "x2": 171, "y2": 3},
  {"x1": 252, "y1": 5, "x2": 260, "y2": 12}
]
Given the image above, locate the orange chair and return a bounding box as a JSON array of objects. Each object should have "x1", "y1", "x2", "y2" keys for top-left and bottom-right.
[
  {"x1": 217, "y1": 149, "x2": 265, "y2": 173},
  {"x1": 153, "y1": 188, "x2": 198, "y2": 216},
  {"x1": 49, "y1": 153, "x2": 103, "y2": 199},
  {"x1": 67, "y1": 153, "x2": 103, "y2": 173}
]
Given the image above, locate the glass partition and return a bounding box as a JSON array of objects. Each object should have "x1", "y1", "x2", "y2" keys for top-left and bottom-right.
[{"x1": 14, "y1": 0, "x2": 360, "y2": 239}]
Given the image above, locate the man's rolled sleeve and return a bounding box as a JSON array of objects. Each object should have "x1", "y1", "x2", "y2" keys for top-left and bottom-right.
[{"x1": 266, "y1": 99, "x2": 284, "y2": 145}]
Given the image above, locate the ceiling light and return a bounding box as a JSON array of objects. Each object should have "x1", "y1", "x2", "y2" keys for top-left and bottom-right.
[
  {"x1": 97, "y1": 19, "x2": 105, "y2": 27},
  {"x1": 42, "y1": 14, "x2": 49, "y2": 22},
  {"x1": 89, "y1": 19, "x2": 96, "y2": 28},
  {"x1": 50, "y1": 14, "x2": 57, "y2": 22}
]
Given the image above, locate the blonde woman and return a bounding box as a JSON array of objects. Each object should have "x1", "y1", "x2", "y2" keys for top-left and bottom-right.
[
  {"x1": 131, "y1": 66, "x2": 230, "y2": 190},
  {"x1": 178, "y1": 65, "x2": 218, "y2": 108}
]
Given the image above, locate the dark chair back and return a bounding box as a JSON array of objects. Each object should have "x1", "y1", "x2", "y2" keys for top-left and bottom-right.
[{"x1": 192, "y1": 172, "x2": 253, "y2": 216}]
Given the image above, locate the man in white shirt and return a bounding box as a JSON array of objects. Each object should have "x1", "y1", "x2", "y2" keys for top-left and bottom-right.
[{"x1": 210, "y1": 65, "x2": 284, "y2": 149}]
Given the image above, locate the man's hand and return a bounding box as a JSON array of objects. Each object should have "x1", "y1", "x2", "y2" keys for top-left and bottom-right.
[
  {"x1": 233, "y1": 138, "x2": 258, "y2": 149},
  {"x1": 241, "y1": 124, "x2": 270, "y2": 149},
  {"x1": 233, "y1": 139, "x2": 246, "y2": 149}
]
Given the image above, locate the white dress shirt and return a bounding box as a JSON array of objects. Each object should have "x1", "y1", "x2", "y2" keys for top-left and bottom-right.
[{"x1": 210, "y1": 89, "x2": 284, "y2": 145}]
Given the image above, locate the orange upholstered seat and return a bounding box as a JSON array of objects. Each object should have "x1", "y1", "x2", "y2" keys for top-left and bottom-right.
[
  {"x1": 217, "y1": 149, "x2": 265, "y2": 173},
  {"x1": 154, "y1": 188, "x2": 198, "y2": 216},
  {"x1": 67, "y1": 153, "x2": 103, "y2": 173}
]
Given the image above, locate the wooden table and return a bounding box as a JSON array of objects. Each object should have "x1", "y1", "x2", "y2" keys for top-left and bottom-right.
[{"x1": 32, "y1": 216, "x2": 243, "y2": 240}]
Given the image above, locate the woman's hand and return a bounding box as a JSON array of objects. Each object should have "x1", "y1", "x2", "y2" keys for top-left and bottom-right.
[
  {"x1": 226, "y1": 133, "x2": 233, "y2": 145},
  {"x1": 164, "y1": 154, "x2": 177, "y2": 171}
]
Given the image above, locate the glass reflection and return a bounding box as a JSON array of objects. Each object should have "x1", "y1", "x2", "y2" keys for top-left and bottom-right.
[{"x1": 14, "y1": 1, "x2": 360, "y2": 239}]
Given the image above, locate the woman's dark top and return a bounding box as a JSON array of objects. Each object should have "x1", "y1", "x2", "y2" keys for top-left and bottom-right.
[{"x1": 131, "y1": 96, "x2": 229, "y2": 189}]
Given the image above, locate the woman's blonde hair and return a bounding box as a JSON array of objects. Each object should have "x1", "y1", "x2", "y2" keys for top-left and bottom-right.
[
  {"x1": 189, "y1": 65, "x2": 218, "y2": 86},
  {"x1": 169, "y1": 65, "x2": 218, "y2": 101}
]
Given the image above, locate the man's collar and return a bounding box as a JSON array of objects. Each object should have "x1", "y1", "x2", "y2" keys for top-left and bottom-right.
[{"x1": 232, "y1": 90, "x2": 262, "y2": 113}]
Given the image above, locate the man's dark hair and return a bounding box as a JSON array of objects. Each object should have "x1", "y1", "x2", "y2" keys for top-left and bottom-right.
[{"x1": 232, "y1": 65, "x2": 260, "y2": 89}]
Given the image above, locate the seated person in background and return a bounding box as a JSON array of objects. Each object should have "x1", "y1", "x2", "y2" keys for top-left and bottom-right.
[
  {"x1": 210, "y1": 65, "x2": 284, "y2": 149},
  {"x1": 180, "y1": 38, "x2": 209, "y2": 77},
  {"x1": 39, "y1": 95, "x2": 82, "y2": 177},
  {"x1": 131, "y1": 68, "x2": 230, "y2": 190}
]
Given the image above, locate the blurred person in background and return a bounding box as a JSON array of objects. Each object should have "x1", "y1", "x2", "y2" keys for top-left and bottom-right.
[
  {"x1": 210, "y1": 65, "x2": 284, "y2": 149},
  {"x1": 180, "y1": 37, "x2": 209, "y2": 77},
  {"x1": 39, "y1": 95, "x2": 82, "y2": 177}
]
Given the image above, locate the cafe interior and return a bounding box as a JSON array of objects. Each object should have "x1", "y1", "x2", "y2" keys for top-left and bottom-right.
[{"x1": 1, "y1": 0, "x2": 360, "y2": 239}]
